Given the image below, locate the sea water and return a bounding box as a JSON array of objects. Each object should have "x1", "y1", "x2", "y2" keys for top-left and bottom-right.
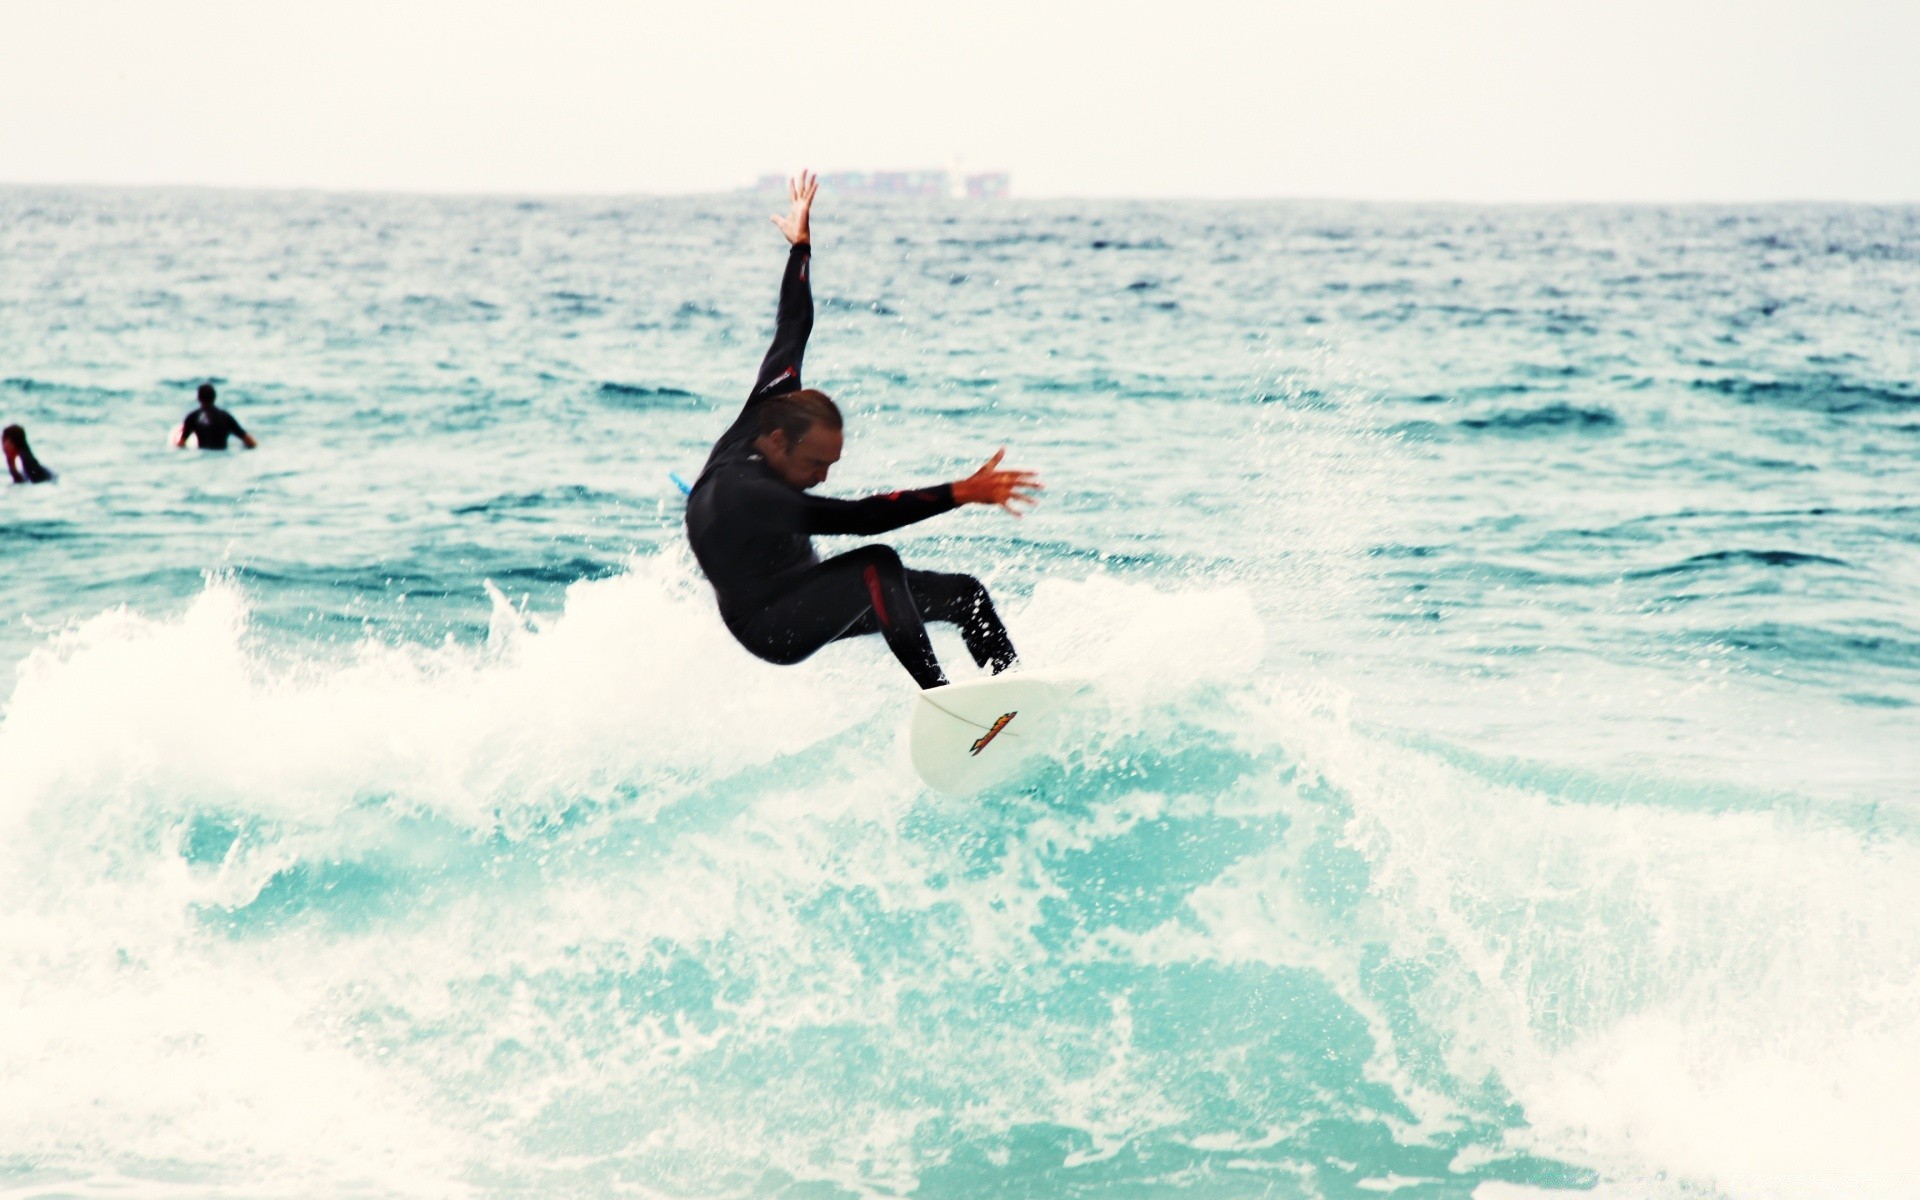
[{"x1": 1, "y1": 189, "x2": 1915, "y2": 1199}]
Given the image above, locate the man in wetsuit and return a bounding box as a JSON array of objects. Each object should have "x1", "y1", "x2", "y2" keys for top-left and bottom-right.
[
  {"x1": 3, "y1": 424, "x2": 55, "y2": 483},
  {"x1": 173, "y1": 383, "x2": 258, "y2": 450},
  {"x1": 685, "y1": 172, "x2": 1042, "y2": 690}
]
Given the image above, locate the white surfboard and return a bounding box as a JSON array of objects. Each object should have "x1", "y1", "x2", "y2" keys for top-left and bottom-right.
[{"x1": 909, "y1": 673, "x2": 1079, "y2": 795}]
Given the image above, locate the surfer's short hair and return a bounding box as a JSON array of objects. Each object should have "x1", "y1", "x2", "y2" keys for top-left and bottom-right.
[
  {"x1": 197, "y1": 383, "x2": 217, "y2": 403},
  {"x1": 758, "y1": 389, "x2": 842, "y2": 445}
]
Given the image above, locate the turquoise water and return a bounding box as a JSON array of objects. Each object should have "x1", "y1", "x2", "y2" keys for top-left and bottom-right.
[{"x1": 2, "y1": 188, "x2": 1916, "y2": 1199}]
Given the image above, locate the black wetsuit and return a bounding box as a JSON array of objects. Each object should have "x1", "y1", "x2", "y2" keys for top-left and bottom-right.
[
  {"x1": 7, "y1": 452, "x2": 53, "y2": 484},
  {"x1": 180, "y1": 405, "x2": 249, "y2": 449},
  {"x1": 684, "y1": 243, "x2": 1016, "y2": 689}
]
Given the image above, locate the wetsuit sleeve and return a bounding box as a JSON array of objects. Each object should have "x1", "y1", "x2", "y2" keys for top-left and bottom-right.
[
  {"x1": 746, "y1": 480, "x2": 958, "y2": 536},
  {"x1": 221, "y1": 411, "x2": 248, "y2": 439},
  {"x1": 750, "y1": 243, "x2": 813, "y2": 400},
  {"x1": 698, "y1": 245, "x2": 816, "y2": 476}
]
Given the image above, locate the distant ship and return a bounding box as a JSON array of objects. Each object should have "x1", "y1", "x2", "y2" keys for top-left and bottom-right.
[{"x1": 753, "y1": 170, "x2": 1010, "y2": 200}]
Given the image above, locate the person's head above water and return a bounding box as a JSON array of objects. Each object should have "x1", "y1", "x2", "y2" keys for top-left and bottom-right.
[
  {"x1": 197, "y1": 383, "x2": 217, "y2": 406},
  {"x1": 3, "y1": 423, "x2": 35, "y2": 459},
  {"x1": 754, "y1": 389, "x2": 843, "y2": 490}
]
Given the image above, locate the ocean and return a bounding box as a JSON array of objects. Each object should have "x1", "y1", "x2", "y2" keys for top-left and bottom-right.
[{"x1": 1, "y1": 187, "x2": 1915, "y2": 1199}]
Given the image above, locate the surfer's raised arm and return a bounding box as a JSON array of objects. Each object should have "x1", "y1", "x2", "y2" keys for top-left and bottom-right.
[
  {"x1": 750, "y1": 170, "x2": 817, "y2": 400},
  {"x1": 698, "y1": 172, "x2": 818, "y2": 478}
]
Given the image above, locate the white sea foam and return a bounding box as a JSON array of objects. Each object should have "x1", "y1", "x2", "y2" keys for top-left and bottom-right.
[
  {"x1": 4, "y1": 550, "x2": 1914, "y2": 1198},
  {"x1": 1261, "y1": 684, "x2": 1920, "y2": 1199},
  {"x1": 0, "y1": 559, "x2": 1267, "y2": 1195},
  {"x1": 7, "y1": 545, "x2": 1912, "y2": 1198}
]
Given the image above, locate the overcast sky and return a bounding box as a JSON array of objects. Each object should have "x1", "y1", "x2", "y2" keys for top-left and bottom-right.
[{"x1": 2, "y1": 0, "x2": 1915, "y2": 201}]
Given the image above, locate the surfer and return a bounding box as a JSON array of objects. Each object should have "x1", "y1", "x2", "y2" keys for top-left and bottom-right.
[
  {"x1": 3, "y1": 424, "x2": 55, "y2": 483},
  {"x1": 173, "y1": 383, "x2": 258, "y2": 450},
  {"x1": 685, "y1": 171, "x2": 1042, "y2": 690}
]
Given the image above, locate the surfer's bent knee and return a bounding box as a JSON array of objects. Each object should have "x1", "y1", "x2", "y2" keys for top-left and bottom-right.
[{"x1": 849, "y1": 544, "x2": 904, "y2": 573}]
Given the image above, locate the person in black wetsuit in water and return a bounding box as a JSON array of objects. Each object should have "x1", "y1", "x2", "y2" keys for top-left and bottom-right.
[
  {"x1": 3, "y1": 424, "x2": 55, "y2": 483},
  {"x1": 173, "y1": 383, "x2": 258, "y2": 450},
  {"x1": 685, "y1": 171, "x2": 1043, "y2": 690}
]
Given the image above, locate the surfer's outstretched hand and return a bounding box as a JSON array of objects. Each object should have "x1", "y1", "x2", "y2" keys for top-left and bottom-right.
[
  {"x1": 771, "y1": 170, "x2": 818, "y2": 246},
  {"x1": 952, "y1": 448, "x2": 1043, "y2": 516}
]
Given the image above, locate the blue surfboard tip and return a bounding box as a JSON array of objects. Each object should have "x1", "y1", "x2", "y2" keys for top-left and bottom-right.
[{"x1": 670, "y1": 472, "x2": 693, "y2": 496}]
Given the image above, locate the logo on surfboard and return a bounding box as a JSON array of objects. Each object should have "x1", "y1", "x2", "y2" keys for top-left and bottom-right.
[{"x1": 970, "y1": 711, "x2": 1018, "y2": 756}]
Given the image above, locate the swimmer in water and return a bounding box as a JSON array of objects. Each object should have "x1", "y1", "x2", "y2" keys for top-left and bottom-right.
[
  {"x1": 3, "y1": 424, "x2": 55, "y2": 484},
  {"x1": 173, "y1": 383, "x2": 258, "y2": 450},
  {"x1": 683, "y1": 172, "x2": 1042, "y2": 690}
]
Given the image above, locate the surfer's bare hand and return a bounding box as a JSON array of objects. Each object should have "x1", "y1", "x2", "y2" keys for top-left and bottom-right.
[
  {"x1": 771, "y1": 171, "x2": 818, "y2": 245},
  {"x1": 953, "y1": 448, "x2": 1043, "y2": 516}
]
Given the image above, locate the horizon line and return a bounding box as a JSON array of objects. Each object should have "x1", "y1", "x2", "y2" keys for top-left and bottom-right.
[{"x1": 1, "y1": 177, "x2": 1917, "y2": 209}]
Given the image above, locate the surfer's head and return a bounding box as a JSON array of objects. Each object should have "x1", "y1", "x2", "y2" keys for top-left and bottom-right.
[
  {"x1": 197, "y1": 383, "x2": 217, "y2": 406},
  {"x1": 755, "y1": 389, "x2": 843, "y2": 490}
]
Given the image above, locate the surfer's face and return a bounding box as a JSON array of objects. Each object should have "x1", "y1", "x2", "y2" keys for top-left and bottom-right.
[{"x1": 760, "y1": 424, "x2": 842, "y2": 490}]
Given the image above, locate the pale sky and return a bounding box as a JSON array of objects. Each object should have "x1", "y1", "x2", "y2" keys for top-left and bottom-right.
[{"x1": 2, "y1": 0, "x2": 1916, "y2": 201}]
